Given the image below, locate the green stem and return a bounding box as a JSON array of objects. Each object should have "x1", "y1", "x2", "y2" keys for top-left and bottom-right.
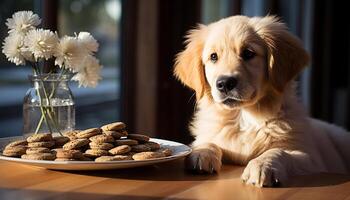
[
  {"x1": 45, "y1": 71, "x2": 66, "y2": 135},
  {"x1": 31, "y1": 63, "x2": 71, "y2": 135},
  {"x1": 30, "y1": 65, "x2": 52, "y2": 134},
  {"x1": 35, "y1": 69, "x2": 66, "y2": 136},
  {"x1": 46, "y1": 110, "x2": 62, "y2": 135},
  {"x1": 31, "y1": 64, "x2": 53, "y2": 134},
  {"x1": 50, "y1": 69, "x2": 65, "y2": 99},
  {"x1": 36, "y1": 86, "x2": 53, "y2": 134},
  {"x1": 34, "y1": 114, "x2": 44, "y2": 134}
]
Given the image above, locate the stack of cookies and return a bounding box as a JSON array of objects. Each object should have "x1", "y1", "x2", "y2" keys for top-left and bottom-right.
[
  {"x1": 2, "y1": 133, "x2": 68, "y2": 160},
  {"x1": 2, "y1": 140, "x2": 27, "y2": 158},
  {"x1": 1, "y1": 121, "x2": 173, "y2": 162},
  {"x1": 22, "y1": 133, "x2": 56, "y2": 160}
]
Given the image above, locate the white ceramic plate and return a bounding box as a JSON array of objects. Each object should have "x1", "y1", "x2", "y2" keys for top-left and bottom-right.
[{"x1": 0, "y1": 137, "x2": 192, "y2": 170}]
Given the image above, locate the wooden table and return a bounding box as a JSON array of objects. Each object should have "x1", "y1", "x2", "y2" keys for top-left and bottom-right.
[{"x1": 1, "y1": 159, "x2": 350, "y2": 200}]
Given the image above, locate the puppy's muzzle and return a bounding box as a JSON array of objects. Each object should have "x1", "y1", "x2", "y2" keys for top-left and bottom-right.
[{"x1": 216, "y1": 75, "x2": 238, "y2": 94}]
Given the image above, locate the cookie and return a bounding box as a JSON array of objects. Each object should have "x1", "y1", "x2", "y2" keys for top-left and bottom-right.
[
  {"x1": 89, "y1": 142, "x2": 114, "y2": 150},
  {"x1": 84, "y1": 149, "x2": 108, "y2": 158},
  {"x1": 127, "y1": 134, "x2": 150, "y2": 142},
  {"x1": 54, "y1": 158, "x2": 76, "y2": 161},
  {"x1": 144, "y1": 141, "x2": 161, "y2": 150},
  {"x1": 27, "y1": 133, "x2": 53, "y2": 143},
  {"x1": 95, "y1": 155, "x2": 131, "y2": 162},
  {"x1": 53, "y1": 149, "x2": 83, "y2": 159},
  {"x1": 95, "y1": 156, "x2": 115, "y2": 162},
  {"x1": 132, "y1": 151, "x2": 165, "y2": 160},
  {"x1": 131, "y1": 144, "x2": 151, "y2": 153},
  {"x1": 5, "y1": 140, "x2": 28, "y2": 149},
  {"x1": 53, "y1": 136, "x2": 70, "y2": 147},
  {"x1": 76, "y1": 128, "x2": 101, "y2": 139},
  {"x1": 89, "y1": 135, "x2": 114, "y2": 144},
  {"x1": 101, "y1": 122, "x2": 126, "y2": 131},
  {"x1": 120, "y1": 130, "x2": 128, "y2": 137},
  {"x1": 2, "y1": 146, "x2": 27, "y2": 157},
  {"x1": 28, "y1": 141, "x2": 55, "y2": 148},
  {"x1": 115, "y1": 139, "x2": 138, "y2": 146},
  {"x1": 63, "y1": 139, "x2": 89, "y2": 150},
  {"x1": 26, "y1": 147, "x2": 51, "y2": 155},
  {"x1": 158, "y1": 148, "x2": 172, "y2": 156},
  {"x1": 21, "y1": 153, "x2": 56, "y2": 160},
  {"x1": 78, "y1": 156, "x2": 93, "y2": 161},
  {"x1": 103, "y1": 130, "x2": 123, "y2": 139},
  {"x1": 94, "y1": 155, "x2": 132, "y2": 162},
  {"x1": 125, "y1": 151, "x2": 136, "y2": 157},
  {"x1": 114, "y1": 155, "x2": 133, "y2": 160},
  {"x1": 63, "y1": 130, "x2": 79, "y2": 140},
  {"x1": 108, "y1": 145, "x2": 131, "y2": 155}
]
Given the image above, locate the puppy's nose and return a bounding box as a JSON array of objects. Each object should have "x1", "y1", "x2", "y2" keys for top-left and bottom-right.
[{"x1": 216, "y1": 76, "x2": 238, "y2": 93}]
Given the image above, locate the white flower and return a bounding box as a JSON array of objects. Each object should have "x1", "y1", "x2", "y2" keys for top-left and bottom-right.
[
  {"x1": 54, "y1": 36, "x2": 86, "y2": 71},
  {"x1": 6, "y1": 11, "x2": 41, "y2": 35},
  {"x1": 21, "y1": 47, "x2": 35, "y2": 62},
  {"x1": 24, "y1": 29, "x2": 58, "y2": 61},
  {"x1": 2, "y1": 33, "x2": 27, "y2": 65},
  {"x1": 72, "y1": 55, "x2": 102, "y2": 88},
  {"x1": 77, "y1": 32, "x2": 99, "y2": 53}
]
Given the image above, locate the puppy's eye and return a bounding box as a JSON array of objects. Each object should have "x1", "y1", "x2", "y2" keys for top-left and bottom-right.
[
  {"x1": 210, "y1": 53, "x2": 218, "y2": 63},
  {"x1": 241, "y1": 49, "x2": 256, "y2": 61}
]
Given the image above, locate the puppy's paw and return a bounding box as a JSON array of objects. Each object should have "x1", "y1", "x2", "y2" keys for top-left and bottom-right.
[
  {"x1": 241, "y1": 158, "x2": 287, "y2": 187},
  {"x1": 186, "y1": 147, "x2": 222, "y2": 174}
]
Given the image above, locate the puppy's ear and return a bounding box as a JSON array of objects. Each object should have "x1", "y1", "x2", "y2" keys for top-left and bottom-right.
[
  {"x1": 251, "y1": 16, "x2": 310, "y2": 93},
  {"x1": 174, "y1": 25, "x2": 208, "y2": 100}
]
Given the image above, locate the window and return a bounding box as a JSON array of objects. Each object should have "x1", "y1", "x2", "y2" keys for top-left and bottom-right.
[
  {"x1": 0, "y1": 0, "x2": 36, "y2": 137},
  {"x1": 58, "y1": 0, "x2": 122, "y2": 130},
  {"x1": 0, "y1": 0, "x2": 122, "y2": 137}
]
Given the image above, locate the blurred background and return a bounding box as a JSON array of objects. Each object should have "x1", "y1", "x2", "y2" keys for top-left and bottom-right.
[
  {"x1": 0, "y1": 0, "x2": 121, "y2": 137},
  {"x1": 0, "y1": 0, "x2": 348, "y2": 145}
]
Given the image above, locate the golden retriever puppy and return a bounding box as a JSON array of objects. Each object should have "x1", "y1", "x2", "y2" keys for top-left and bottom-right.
[{"x1": 174, "y1": 15, "x2": 350, "y2": 187}]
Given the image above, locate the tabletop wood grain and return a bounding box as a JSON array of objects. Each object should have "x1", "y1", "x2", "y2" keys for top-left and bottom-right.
[{"x1": 1, "y1": 159, "x2": 350, "y2": 200}]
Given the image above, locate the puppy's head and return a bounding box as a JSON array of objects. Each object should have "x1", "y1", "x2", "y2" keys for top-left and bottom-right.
[{"x1": 174, "y1": 16, "x2": 309, "y2": 110}]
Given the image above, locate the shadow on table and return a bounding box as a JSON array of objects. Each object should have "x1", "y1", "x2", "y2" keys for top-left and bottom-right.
[
  {"x1": 0, "y1": 188, "x2": 195, "y2": 200},
  {"x1": 60, "y1": 159, "x2": 233, "y2": 182},
  {"x1": 57, "y1": 159, "x2": 350, "y2": 187},
  {"x1": 284, "y1": 173, "x2": 350, "y2": 188}
]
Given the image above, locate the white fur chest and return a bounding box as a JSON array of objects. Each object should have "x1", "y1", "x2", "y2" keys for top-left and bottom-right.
[
  {"x1": 239, "y1": 110, "x2": 263, "y2": 132},
  {"x1": 193, "y1": 108, "x2": 266, "y2": 164}
]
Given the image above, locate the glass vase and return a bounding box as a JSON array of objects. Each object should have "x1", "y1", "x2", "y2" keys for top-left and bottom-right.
[{"x1": 23, "y1": 74, "x2": 75, "y2": 137}]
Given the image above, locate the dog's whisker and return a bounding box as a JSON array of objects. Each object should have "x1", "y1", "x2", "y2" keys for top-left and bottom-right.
[{"x1": 188, "y1": 92, "x2": 195, "y2": 104}]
